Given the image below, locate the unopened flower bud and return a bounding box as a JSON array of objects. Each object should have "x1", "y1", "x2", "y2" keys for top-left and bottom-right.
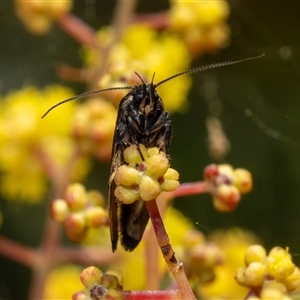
[
  {"x1": 101, "y1": 274, "x2": 120, "y2": 289},
  {"x1": 114, "y1": 186, "x2": 140, "y2": 204},
  {"x1": 51, "y1": 199, "x2": 69, "y2": 222},
  {"x1": 85, "y1": 207, "x2": 107, "y2": 227},
  {"x1": 123, "y1": 144, "x2": 147, "y2": 165},
  {"x1": 145, "y1": 153, "x2": 169, "y2": 179},
  {"x1": 139, "y1": 175, "x2": 161, "y2": 201},
  {"x1": 65, "y1": 183, "x2": 87, "y2": 211},
  {"x1": 114, "y1": 165, "x2": 140, "y2": 186},
  {"x1": 233, "y1": 168, "x2": 253, "y2": 194},
  {"x1": 80, "y1": 266, "x2": 102, "y2": 289},
  {"x1": 283, "y1": 266, "x2": 300, "y2": 292},
  {"x1": 245, "y1": 245, "x2": 267, "y2": 266},
  {"x1": 244, "y1": 262, "x2": 266, "y2": 287}
]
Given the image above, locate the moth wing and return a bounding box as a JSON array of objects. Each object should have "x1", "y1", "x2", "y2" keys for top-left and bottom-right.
[{"x1": 108, "y1": 145, "x2": 122, "y2": 252}]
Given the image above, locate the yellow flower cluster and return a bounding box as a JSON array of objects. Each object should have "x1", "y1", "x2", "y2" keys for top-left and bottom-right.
[
  {"x1": 236, "y1": 245, "x2": 300, "y2": 299},
  {"x1": 169, "y1": 0, "x2": 230, "y2": 56},
  {"x1": 85, "y1": 25, "x2": 192, "y2": 113},
  {"x1": 0, "y1": 85, "x2": 88, "y2": 203},
  {"x1": 114, "y1": 144, "x2": 179, "y2": 203},
  {"x1": 204, "y1": 164, "x2": 253, "y2": 212},
  {"x1": 199, "y1": 228, "x2": 259, "y2": 299},
  {"x1": 181, "y1": 230, "x2": 225, "y2": 284},
  {"x1": 51, "y1": 183, "x2": 108, "y2": 242},
  {"x1": 72, "y1": 98, "x2": 117, "y2": 161},
  {"x1": 73, "y1": 266, "x2": 123, "y2": 300},
  {"x1": 14, "y1": 0, "x2": 73, "y2": 35},
  {"x1": 43, "y1": 265, "x2": 82, "y2": 300}
]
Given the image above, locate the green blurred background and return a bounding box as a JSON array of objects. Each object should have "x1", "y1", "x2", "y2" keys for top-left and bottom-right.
[{"x1": 1, "y1": 1, "x2": 300, "y2": 299}]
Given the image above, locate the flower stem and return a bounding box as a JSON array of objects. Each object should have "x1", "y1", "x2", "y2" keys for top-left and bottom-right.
[
  {"x1": 123, "y1": 289, "x2": 180, "y2": 300},
  {"x1": 145, "y1": 200, "x2": 196, "y2": 300}
]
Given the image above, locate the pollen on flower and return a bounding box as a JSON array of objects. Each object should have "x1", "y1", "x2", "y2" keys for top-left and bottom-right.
[
  {"x1": 113, "y1": 145, "x2": 179, "y2": 203},
  {"x1": 0, "y1": 85, "x2": 89, "y2": 203},
  {"x1": 14, "y1": 0, "x2": 73, "y2": 35},
  {"x1": 84, "y1": 24, "x2": 192, "y2": 113},
  {"x1": 169, "y1": 0, "x2": 230, "y2": 56},
  {"x1": 72, "y1": 98, "x2": 117, "y2": 161},
  {"x1": 51, "y1": 183, "x2": 108, "y2": 242},
  {"x1": 235, "y1": 245, "x2": 300, "y2": 297}
]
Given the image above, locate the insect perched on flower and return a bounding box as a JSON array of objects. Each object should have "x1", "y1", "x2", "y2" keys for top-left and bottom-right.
[{"x1": 42, "y1": 53, "x2": 264, "y2": 252}]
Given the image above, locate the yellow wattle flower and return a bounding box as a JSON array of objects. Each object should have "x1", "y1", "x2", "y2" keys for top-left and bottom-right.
[{"x1": 0, "y1": 85, "x2": 89, "y2": 203}]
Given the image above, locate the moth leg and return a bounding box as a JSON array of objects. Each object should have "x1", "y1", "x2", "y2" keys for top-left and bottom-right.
[{"x1": 126, "y1": 115, "x2": 146, "y2": 161}]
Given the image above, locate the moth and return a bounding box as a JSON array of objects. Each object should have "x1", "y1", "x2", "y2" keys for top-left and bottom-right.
[{"x1": 42, "y1": 53, "x2": 264, "y2": 252}]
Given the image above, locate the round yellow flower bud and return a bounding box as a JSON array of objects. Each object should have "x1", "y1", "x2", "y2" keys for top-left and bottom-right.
[
  {"x1": 87, "y1": 190, "x2": 105, "y2": 206},
  {"x1": 80, "y1": 266, "x2": 103, "y2": 288},
  {"x1": 164, "y1": 168, "x2": 180, "y2": 180},
  {"x1": 64, "y1": 212, "x2": 87, "y2": 242},
  {"x1": 106, "y1": 270, "x2": 124, "y2": 286},
  {"x1": 145, "y1": 153, "x2": 169, "y2": 179},
  {"x1": 269, "y1": 247, "x2": 291, "y2": 260},
  {"x1": 235, "y1": 267, "x2": 247, "y2": 286},
  {"x1": 123, "y1": 144, "x2": 147, "y2": 165},
  {"x1": 114, "y1": 165, "x2": 140, "y2": 186},
  {"x1": 51, "y1": 199, "x2": 69, "y2": 222},
  {"x1": 233, "y1": 168, "x2": 253, "y2": 194},
  {"x1": 65, "y1": 183, "x2": 87, "y2": 211},
  {"x1": 266, "y1": 247, "x2": 294, "y2": 280},
  {"x1": 147, "y1": 147, "x2": 159, "y2": 157},
  {"x1": 85, "y1": 207, "x2": 107, "y2": 227},
  {"x1": 139, "y1": 175, "x2": 161, "y2": 201},
  {"x1": 266, "y1": 256, "x2": 295, "y2": 280},
  {"x1": 101, "y1": 274, "x2": 120, "y2": 289},
  {"x1": 262, "y1": 280, "x2": 287, "y2": 296},
  {"x1": 244, "y1": 262, "x2": 266, "y2": 287},
  {"x1": 260, "y1": 287, "x2": 285, "y2": 300},
  {"x1": 218, "y1": 164, "x2": 234, "y2": 179},
  {"x1": 283, "y1": 266, "x2": 300, "y2": 292},
  {"x1": 160, "y1": 179, "x2": 180, "y2": 192},
  {"x1": 72, "y1": 291, "x2": 86, "y2": 300},
  {"x1": 245, "y1": 244, "x2": 267, "y2": 266},
  {"x1": 161, "y1": 167, "x2": 180, "y2": 192},
  {"x1": 114, "y1": 186, "x2": 140, "y2": 204}
]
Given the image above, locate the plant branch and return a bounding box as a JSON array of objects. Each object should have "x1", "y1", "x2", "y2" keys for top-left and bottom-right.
[
  {"x1": 145, "y1": 199, "x2": 196, "y2": 300},
  {"x1": 122, "y1": 289, "x2": 180, "y2": 300},
  {"x1": 57, "y1": 13, "x2": 100, "y2": 48}
]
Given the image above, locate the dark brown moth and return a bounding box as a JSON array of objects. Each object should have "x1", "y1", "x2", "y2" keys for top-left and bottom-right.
[{"x1": 42, "y1": 53, "x2": 264, "y2": 252}]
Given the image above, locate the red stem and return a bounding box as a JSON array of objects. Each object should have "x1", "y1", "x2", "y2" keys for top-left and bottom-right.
[
  {"x1": 57, "y1": 13, "x2": 100, "y2": 48},
  {"x1": 0, "y1": 235, "x2": 38, "y2": 267},
  {"x1": 145, "y1": 200, "x2": 196, "y2": 300},
  {"x1": 132, "y1": 12, "x2": 170, "y2": 30},
  {"x1": 123, "y1": 289, "x2": 180, "y2": 300},
  {"x1": 172, "y1": 181, "x2": 209, "y2": 198}
]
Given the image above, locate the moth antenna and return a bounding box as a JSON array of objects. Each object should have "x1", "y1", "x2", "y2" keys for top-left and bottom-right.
[
  {"x1": 155, "y1": 53, "x2": 265, "y2": 88},
  {"x1": 151, "y1": 72, "x2": 156, "y2": 85},
  {"x1": 134, "y1": 72, "x2": 147, "y2": 95},
  {"x1": 42, "y1": 85, "x2": 133, "y2": 118},
  {"x1": 134, "y1": 72, "x2": 145, "y2": 84}
]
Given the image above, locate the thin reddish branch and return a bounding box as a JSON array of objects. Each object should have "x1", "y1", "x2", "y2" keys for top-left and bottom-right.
[
  {"x1": 172, "y1": 181, "x2": 209, "y2": 198},
  {"x1": 123, "y1": 289, "x2": 181, "y2": 300},
  {"x1": 132, "y1": 12, "x2": 170, "y2": 30},
  {"x1": 58, "y1": 247, "x2": 118, "y2": 265},
  {"x1": 144, "y1": 226, "x2": 161, "y2": 289},
  {"x1": 57, "y1": 13, "x2": 100, "y2": 48},
  {"x1": 145, "y1": 200, "x2": 196, "y2": 300},
  {"x1": 0, "y1": 235, "x2": 38, "y2": 267}
]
